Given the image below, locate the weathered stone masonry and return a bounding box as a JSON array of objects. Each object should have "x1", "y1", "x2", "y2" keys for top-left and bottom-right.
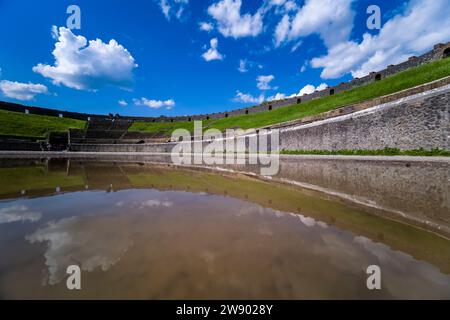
[{"x1": 278, "y1": 86, "x2": 450, "y2": 151}]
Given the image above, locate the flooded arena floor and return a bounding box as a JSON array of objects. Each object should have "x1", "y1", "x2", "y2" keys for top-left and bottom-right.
[{"x1": 0, "y1": 157, "x2": 449, "y2": 299}]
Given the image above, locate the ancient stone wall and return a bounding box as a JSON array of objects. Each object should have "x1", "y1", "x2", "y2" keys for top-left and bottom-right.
[
  {"x1": 279, "y1": 86, "x2": 450, "y2": 151},
  {"x1": 68, "y1": 84, "x2": 450, "y2": 153}
]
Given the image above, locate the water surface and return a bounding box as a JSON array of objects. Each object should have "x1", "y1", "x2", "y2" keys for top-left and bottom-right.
[{"x1": 0, "y1": 159, "x2": 449, "y2": 299}]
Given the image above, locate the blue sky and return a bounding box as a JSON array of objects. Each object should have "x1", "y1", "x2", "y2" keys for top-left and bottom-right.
[{"x1": 0, "y1": 0, "x2": 449, "y2": 116}]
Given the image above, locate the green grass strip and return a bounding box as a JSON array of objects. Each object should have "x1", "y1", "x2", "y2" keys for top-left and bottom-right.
[{"x1": 0, "y1": 109, "x2": 86, "y2": 138}]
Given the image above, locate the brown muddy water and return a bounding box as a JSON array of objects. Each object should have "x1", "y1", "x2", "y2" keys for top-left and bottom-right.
[{"x1": 0, "y1": 158, "x2": 449, "y2": 299}]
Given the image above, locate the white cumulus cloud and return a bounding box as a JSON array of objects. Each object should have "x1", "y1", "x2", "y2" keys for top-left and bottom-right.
[
  {"x1": 274, "y1": 0, "x2": 355, "y2": 48},
  {"x1": 257, "y1": 74, "x2": 276, "y2": 90},
  {"x1": 296, "y1": 82, "x2": 328, "y2": 96},
  {"x1": 159, "y1": 0, "x2": 189, "y2": 20},
  {"x1": 0, "y1": 80, "x2": 48, "y2": 101},
  {"x1": 233, "y1": 91, "x2": 265, "y2": 104},
  {"x1": 274, "y1": 14, "x2": 290, "y2": 47},
  {"x1": 267, "y1": 92, "x2": 286, "y2": 100},
  {"x1": 270, "y1": 0, "x2": 298, "y2": 13},
  {"x1": 202, "y1": 38, "x2": 224, "y2": 61},
  {"x1": 316, "y1": 83, "x2": 328, "y2": 91},
  {"x1": 233, "y1": 90, "x2": 287, "y2": 104},
  {"x1": 208, "y1": 0, "x2": 263, "y2": 39},
  {"x1": 118, "y1": 100, "x2": 128, "y2": 107},
  {"x1": 311, "y1": 0, "x2": 450, "y2": 79},
  {"x1": 199, "y1": 22, "x2": 214, "y2": 32},
  {"x1": 134, "y1": 97, "x2": 175, "y2": 109},
  {"x1": 267, "y1": 82, "x2": 328, "y2": 100},
  {"x1": 33, "y1": 27, "x2": 137, "y2": 91}
]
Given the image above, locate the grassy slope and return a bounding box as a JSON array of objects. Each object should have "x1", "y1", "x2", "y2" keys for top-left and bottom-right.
[
  {"x1": 130, "y1": 57, "x2": 450, "y2": 135},
  {"x1": 0, "y1": 109, "x2": 86, "y2": 138}
]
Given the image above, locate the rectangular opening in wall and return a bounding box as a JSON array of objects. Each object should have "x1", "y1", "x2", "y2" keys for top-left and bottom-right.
[{"x1": 443, "y1": 48, "x2": 450, "y2": 58}]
